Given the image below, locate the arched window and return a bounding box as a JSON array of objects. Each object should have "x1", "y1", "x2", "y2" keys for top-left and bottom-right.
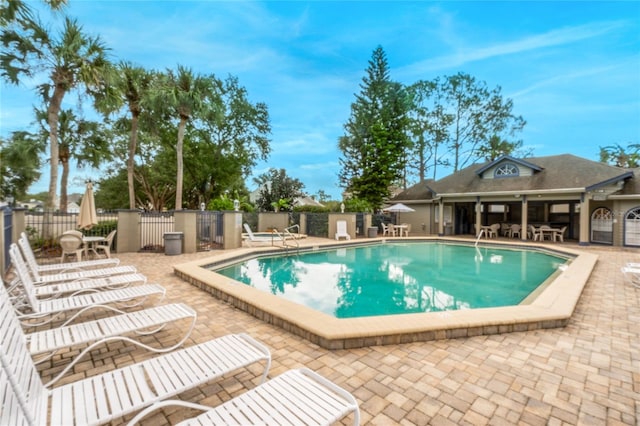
[
  {"x1": 624, "y1": 207, "x2": 640, "y2": 246},
  {"x1": 591, "y1": 207, "x2": 613, "y2": 244},
  {"x1": 494, "y1": 163, "x2": 519, "y2": 178}
]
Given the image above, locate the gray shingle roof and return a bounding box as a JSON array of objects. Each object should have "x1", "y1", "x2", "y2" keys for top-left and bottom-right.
[{"x1": 394, "y1": 154, "x2": 638, "y2": 200}]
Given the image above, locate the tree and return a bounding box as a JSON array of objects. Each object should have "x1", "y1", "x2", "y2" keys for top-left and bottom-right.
[
  {"x1": 0, "y1": 131, "x2": 46, "y2": 200},
  {"x1": 338, "y1": 46, "x2": 410, "y2": 209},
  {"x1": 159, "y1": 65, "x2": 212, "y2": 210},
  {"x1": 406, "y1": 78, "x2": 454, "y2": 181},
  {"x1": 440, "y1": 73, "x2": 526, "y2": 172},
  {"x1": 253, "y1": 168, "x2": 304, "y2": 212},
  {"x1": 1, "y1": 15, "x2": 111, "y2": 211},
  {"x1": 477, "y1": 134, "x2": 532, "y2": 162},
  {"x1": 599, "y1": 143, "x2": 640, "y2": 168},
  {"x1": 99, "y1": 62, "x2": 158, "y2": 209},
  {"x1": 34, "y1": 107, "x2": 112, "y2": 212}
]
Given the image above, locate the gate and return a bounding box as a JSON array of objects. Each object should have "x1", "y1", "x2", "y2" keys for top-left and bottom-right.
[
  {"x1": 139, "y1": 212, "x2": 174, "y2": 252},
  {"x1": 197, "y1": 211, "x2": 223, "y2": 251}
]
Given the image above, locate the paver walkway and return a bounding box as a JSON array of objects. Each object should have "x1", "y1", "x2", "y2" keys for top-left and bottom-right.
[{"x1": 35, "y1": 241, "x2": 639, "y2": 425}]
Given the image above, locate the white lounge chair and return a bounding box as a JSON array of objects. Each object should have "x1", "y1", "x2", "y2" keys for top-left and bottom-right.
[
  {"x1": 243, "y1": 223, "x2": 285, "y2": 247},
  {"x1": 10, "y1": 243, "x2": 146, "y2": 297},
  {"x1": 0, "y1": 295, "x2": 272, "y2": 426},
  {"x1": 9, "y1": 245, "x2": 166, "y2": 326},
  {"x1": 335, "y1": 220, "x2": 351, "y2": 241},
  {"x1": 127, "y1": 367, "x2": 360, "y2": 426},
  {"x1": 14, "y1": 243, "x2": 137, "y2": 285},
  {"x1": 0, "y1": 281, "x2": 196, "y2": 376},
  {"x1": 18, "y1": 233, "x2": 120, "y2": 273}
]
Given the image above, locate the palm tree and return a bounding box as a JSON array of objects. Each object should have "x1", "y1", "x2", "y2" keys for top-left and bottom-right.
[
  {"x1": 101, "y1": 62, "x2": 156, "y2": 209},
  {"x1": 162, "y1": 65, "x2": 212, "y2": 210},
  {"x1": 2, "y1": 16, "x2": 110, "y2": 212}
]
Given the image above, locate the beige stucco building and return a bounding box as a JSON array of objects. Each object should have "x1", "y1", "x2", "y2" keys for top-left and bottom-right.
[{"x1": 390, "y1": 154, "x2": 640, "y2": 247}]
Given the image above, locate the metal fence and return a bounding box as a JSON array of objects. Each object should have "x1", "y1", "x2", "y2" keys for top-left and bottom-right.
[
  {"x1": 196, "y1": 211, "x2": 223, "y2": 251},
  {"x1": 139, "y1": 212, "x2": 174, "y2": 253},
  {"x1": 3, "y1": 207, "x2": 12, "y2": 275},
  {"x1": 306, "y1": 213, "x2": 329, "y2": 237}
]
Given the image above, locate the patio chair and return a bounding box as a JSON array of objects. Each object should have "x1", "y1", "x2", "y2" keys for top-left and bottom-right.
[
  {"x1": 399, "y1": 223, "x2": 411, "y2": 237},
  {"x1": 94, "y1": 229, "x2": 116, "y2": 258},
  {"x1": 555, "y1": 226, "x2": 567, "y2": 242},
  {"x1": 335, "y1": 220, "x2": 351, "y2": 241},
  {"x1": 18, "y1": 233, "x2": 120, "y2": 274},
  {"x1": 59, "y1": 233, "x2": 84, "y2": 263},
  {"x1": 9, "y1": 245, "x2": 165, "y2": 327},
  {"x1": 0, "y1": 281, "x2": 196, "y2": 380},
  {"x1": 381, "y1": 222, "x2": 391, "y2": 236},
  {"x1": 488, "y1": 223, "x2": 501, "y2": 238},
  {"x1": 508, "y1": 224, "x2": 521, "y2": 239},
  {"x1": 620, "y1": 266, "x2": 640, "y2": 288},
  {"x1": 0, "y1": 294, "x2": 272, "y2": 426},
  {"x1": 528, "y1": 225, "x2": 541, "y2": 241},
  {"x1": 15, "y1": 243, "x2": 137, "y2": 286},
  {"x1": 127, "y1": 368, "x2": 360, "y2": 426}
]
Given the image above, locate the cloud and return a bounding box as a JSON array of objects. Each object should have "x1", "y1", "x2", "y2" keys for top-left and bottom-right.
[{"x1": 398, "y1": 20, "x2": 628, "y2": 77}]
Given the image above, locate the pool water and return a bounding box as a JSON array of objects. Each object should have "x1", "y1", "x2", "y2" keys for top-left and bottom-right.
[{"x1": 215, "y1": 242, "x2": 568, "y2": 319}]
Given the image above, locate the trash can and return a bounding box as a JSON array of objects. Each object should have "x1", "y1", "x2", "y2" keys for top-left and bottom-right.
[
  {"x1": 367, "y1": 226, "x2": 379, "y2": 238},
  {"x1": 164, "y1": 232, "x2": 183, "y2": 255}
]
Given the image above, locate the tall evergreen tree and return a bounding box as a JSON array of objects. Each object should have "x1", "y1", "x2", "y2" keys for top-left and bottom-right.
[{"x1": 338, "y1": 46, "x2": 410, "y2": 209}]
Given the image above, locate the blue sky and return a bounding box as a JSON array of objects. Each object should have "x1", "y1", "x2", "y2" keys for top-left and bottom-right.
[{"x1": 1, "y1": 1, "x2": 639, "y2": 200}]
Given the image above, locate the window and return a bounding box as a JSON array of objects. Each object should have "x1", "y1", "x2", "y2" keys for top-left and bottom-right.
[{"x1": 494, "y1": 163, "x2": 519, "y2": 178}]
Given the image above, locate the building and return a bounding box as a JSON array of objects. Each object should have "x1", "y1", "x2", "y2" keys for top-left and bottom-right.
[{"x1": 391, "y1": 154, "x2": 640, "y2": 247}]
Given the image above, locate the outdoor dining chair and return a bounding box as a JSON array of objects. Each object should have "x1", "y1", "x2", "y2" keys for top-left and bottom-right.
[{"x1": 58, "y1": 233, "x2": 84, "y2": 263}]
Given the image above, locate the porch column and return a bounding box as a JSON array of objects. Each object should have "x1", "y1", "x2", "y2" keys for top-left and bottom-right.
[
  {"x1": 438, "y1": 201, "x2": 445, "y2": 236},
  {"x1": 475, "y1": 197, "x2": 482, "y2": 237},
  {"x1": 521, "y1": 195, "x2": 528, "y2": 241},
  {"x1": 578, "y1": 193, "x2": 590, "y2": 246}
]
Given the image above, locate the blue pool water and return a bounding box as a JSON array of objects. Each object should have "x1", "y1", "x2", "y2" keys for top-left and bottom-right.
[{"x1": 214, "y1": 242, "x2": 568, "y2": 319}]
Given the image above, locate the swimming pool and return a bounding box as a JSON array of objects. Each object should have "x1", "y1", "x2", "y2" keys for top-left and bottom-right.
[
  {"x1": 215, "y1": 243, "x2": 567, "y2": 318},
  {"x1": 174, "y1": 238, "x2": 597, "y2": 349}
]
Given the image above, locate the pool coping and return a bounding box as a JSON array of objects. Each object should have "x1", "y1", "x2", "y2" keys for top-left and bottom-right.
[{"x1": 173, "y1": 237, "x2": 598, "y2": 349}]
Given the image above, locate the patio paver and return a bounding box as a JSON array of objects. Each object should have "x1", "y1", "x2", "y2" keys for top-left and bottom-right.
[{"x1": 34, "y1": 240, "x2": 639, "y2": 425}]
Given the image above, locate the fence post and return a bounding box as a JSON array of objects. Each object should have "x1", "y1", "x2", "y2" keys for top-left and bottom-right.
[
  {"x1": 223, "y1": 211, "x2": 242, "y2": 249},
  {"x1": 298, "y1": 213, "x2": 307, "y2": 235},
  {"x1": 116, "y1": 210, "x2": 141, "y2": 253},
  {"x1": 174, "y1": 210, "x2": 197, "y2": 254},
  {"x1": 12, "y1": 208, "x2": 26, "y2": 242}
]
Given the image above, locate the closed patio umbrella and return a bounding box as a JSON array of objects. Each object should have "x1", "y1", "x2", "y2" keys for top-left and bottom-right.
[{"x1": 77, "y1": 181, "x2": 98, "y2": 230}]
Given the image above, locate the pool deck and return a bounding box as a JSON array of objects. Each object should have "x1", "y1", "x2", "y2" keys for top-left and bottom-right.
[{"x1": 35, "y1": 237, "x2": 639, "y2": 425}]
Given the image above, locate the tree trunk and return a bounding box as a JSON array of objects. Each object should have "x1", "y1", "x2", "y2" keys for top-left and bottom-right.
[
  {"x1": 59, "y1": 153, "x2": 69, "y2": 213},
  {"x1": 128, "y1": 113, "x2": 139, "y2": 209},
  {"x1": 46, "y1": 86, "x2": 66, "y2": 211},
  {"x1": 175, "y1": 116, "x2": 186, "y2": 210}
]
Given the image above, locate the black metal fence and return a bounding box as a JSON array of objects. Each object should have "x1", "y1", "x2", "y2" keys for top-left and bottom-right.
[
  {"x1": 196, "y1": 211, "x2": 223, "y2": 251},
  {"x1": 306, "y1": 213, "x2": 329, "y2": 237},
  {"x1": 139, "y1": 212, "x2": 174, "y2": 253},
  {"x1": 3, "y1": 207, "x2": 12, "y2": 275}
]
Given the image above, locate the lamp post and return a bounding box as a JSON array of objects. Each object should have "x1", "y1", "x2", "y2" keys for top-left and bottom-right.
[
  {"x1": 340, "y1": 202, "x2": 345, "y2": 213},
  {"x1": 233, "y1": 199, "x2": 240, "y2": 211}
]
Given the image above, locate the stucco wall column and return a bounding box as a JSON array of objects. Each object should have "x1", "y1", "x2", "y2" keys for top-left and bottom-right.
[
  {"x1": 578, "y1": 193, "x2": 590, "y2": 245},
  {"x1": 438, "y1": 201, "x2": 444, "y2": 236},
  {"x1": 116, "y1": 210, "x2": 141, "y2": 253},
  {"x1": 475, "y1": 198, "x2": 482, "y2": 237},
  {"x1": 521, "y1": 195, "x2": 528, "y2": 241}
]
